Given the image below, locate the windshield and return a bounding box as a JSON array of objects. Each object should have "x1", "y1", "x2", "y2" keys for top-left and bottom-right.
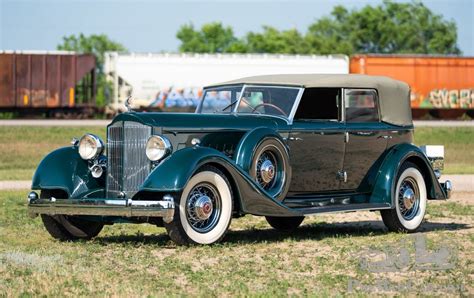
[{"x1": 198, "y1": 85, "x2": 301, "y2": 119}]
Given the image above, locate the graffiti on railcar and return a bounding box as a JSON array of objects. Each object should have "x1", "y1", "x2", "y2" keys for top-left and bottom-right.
[{"x1": 414, "y1": 88, "x2": 474, "y2": 109}]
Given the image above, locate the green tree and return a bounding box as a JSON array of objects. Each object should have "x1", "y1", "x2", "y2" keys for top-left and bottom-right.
[
  {"x1": 177, "y1": 22, "x2": 245, "y2": 53},
  {"x1": 176, "y1": 1, "x2": 460, "y2": 55},
  {"x1": 57, "y1": 33, "x2": 126, "y2": 69},
  {"x1": 246, "y1": 26, "x2": 309, "y2": 54},
  {"x1": 57, "y1": 34, "x2": 127, "y2": 106},
  {"x1": 306, "y1": 0, "x2": 460, "y2": 55}
]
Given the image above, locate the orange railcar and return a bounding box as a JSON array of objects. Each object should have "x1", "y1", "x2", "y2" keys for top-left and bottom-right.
[{"x1": 350, "y1": 55, "x2": 474, "y2": 118}]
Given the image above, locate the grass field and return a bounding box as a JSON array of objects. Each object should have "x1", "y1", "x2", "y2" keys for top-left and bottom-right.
[
  {"x1": 0, "y1": 190, "x2": 472, "y2": 296},
  {"x1": 0, "y1": 126, "x2": 472, "y2": 180}
]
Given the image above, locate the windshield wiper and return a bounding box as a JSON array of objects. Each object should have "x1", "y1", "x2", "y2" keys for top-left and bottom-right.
[
  {"x1": 217, "y1": 97, "x2": 260, "y2": 114},
  {"x1": 217, "y1": 100, "x2": 238, "y2": 113}
]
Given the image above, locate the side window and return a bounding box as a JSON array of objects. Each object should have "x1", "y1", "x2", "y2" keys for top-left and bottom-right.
[
  {"x1": 294, "y1": 88, "x2": 340, "y2": 121},
  {"x1": 344, "y1": 89, "x2": 379, "y2": 122}
]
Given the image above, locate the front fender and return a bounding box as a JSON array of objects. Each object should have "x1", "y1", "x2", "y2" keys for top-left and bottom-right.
[
  {"x1": 139, "y1": 146, "x2": 301, "y2": 217},
  {"x1": 31, "y1": 147, "x2": 103, "y2": 198},
  {"x1": 370, "y1": 143, "x2": 447, "y2": 205}
]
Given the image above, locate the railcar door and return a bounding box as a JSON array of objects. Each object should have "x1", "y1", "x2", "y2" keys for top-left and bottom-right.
[
  {"x1": 341, "y1": 89, "x2": 389, "y2": 191},
  {"x1": 287, "y1": 88, "x2": 345, "y2": 194}
]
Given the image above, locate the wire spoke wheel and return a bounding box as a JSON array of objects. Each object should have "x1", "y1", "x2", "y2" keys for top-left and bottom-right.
[
  {"x1": 250, "y1": 138, "x2": 290, "y2": 201},
  {"x1": 397, "y1": 177, "x2": 420, "y2": 221},
  {"x1": 256, "y1": 150, "x2": 278, "y2": 190},
  {"x1": 381, "y1": 162, "x2": 427, "y2": 232},
  {"x1": 185, "y1": 183, "x2": 222, "y2": 233}
]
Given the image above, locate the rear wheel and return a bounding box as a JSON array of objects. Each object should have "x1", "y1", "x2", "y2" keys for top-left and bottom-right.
[
  {"x1": 381, "y1": 162, "x2": 427, "y2": 232},
  {"x1": 164, "y1": 166, "x2": 233, "y2": 245},
  {"x1": 265, "y1": 216, "x2": 304, "y2": 231},
  {"x1": 40, "y1": 191, "x2": 104, "y2": 241}
]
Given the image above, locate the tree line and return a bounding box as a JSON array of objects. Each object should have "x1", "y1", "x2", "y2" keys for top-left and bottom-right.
[{"x1": 176, "y1": 1, "x2": 460, "y2": 55}]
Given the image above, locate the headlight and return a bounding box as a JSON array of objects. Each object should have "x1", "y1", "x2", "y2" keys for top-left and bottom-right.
[
  {"x1": 146, "y1": 135, "x2": 172, "y2": 161},
  {"x1": 78, "y1": 134, "x2": 104, "y2": 160}
]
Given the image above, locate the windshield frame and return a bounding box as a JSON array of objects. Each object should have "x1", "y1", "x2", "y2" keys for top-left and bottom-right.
[{"x1": 198, "y1": 84, "x2": 304, "y2": 124}]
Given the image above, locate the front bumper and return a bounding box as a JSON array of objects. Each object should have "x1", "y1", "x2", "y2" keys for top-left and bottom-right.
[{"x1": 27, "y1": 192, "x2": 175, "y2": 223}]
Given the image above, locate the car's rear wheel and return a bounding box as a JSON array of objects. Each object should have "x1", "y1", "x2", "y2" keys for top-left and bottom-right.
[
  {"x1": 40, "y1": 191, "x2": 104, "y2": 241},
  {"x1": 164, "y1": 166, "x2": 233, "y2": 245},
  {"x1": 381, "y1": 162, "x2": 427, "y2": 232},
  {"x1": 250, "y1": 138, "x2": 291, "y2": 201},
  {"x1": 265, "y1": 216, "x2": 304, "y2": 231}
]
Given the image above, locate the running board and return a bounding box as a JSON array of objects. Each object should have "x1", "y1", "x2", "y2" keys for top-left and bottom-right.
[{"x1": 295, "y1": 203, "x2": 391, "y2": 215}]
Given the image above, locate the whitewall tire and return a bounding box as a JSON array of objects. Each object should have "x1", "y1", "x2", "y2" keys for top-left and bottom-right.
[
  {"x1": 164, "y1": 166, "x2": 233, "y2": 245},
  {"x1": 381, "y1": 162, "x2": 427, "y2": 232}
]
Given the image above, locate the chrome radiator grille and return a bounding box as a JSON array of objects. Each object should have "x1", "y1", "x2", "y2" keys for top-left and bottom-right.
[{"x1": 106, "y1": 121, "x2": 152, "y2": 198}]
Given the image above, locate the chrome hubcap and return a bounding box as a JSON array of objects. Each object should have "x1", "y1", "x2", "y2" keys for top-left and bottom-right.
[
  {"x1": 256, "y1": 150, "x2": 278, "y2": 190},
  {"x1": 402, "y1": 188, "x2": 416, "y2": 210},
  {"x1": 260, "y1": 159, "x2": 275, "y2": 184},
  {"x1": 186, "y1": 183, "x2": 221, "y2": 233},
  {"x1": 398, "y1": 177, "x2": 420, "y2": 220},
  {"x1": 194, "y1": 196, "x2": 213, "y2": 220}
]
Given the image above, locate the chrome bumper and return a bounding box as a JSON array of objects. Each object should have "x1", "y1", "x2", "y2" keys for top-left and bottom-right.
[
  {"x1": 27, "y1": 192, "x2": 175, "y2": 223},
  {"x1": 441, "y1": 180, "x2": 452, "y2": 199}
]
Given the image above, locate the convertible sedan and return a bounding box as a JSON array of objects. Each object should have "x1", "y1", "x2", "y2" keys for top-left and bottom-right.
[{"x1": 28, "y1": 74, "x2": 452, "y2": 245}]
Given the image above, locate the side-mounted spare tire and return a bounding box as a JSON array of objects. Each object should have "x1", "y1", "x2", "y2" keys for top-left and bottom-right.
[{"x1": 249, "y1": 138, "x2": 291, "y2": 202}]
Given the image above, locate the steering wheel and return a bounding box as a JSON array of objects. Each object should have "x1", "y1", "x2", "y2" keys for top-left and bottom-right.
[{"x1": 252, "y1": 103, "x2": 287, "y2": 116}]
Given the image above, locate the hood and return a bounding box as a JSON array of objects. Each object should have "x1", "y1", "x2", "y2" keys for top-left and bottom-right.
[{"x1": 109, "y1": 112, "x2": 288, "y2": 131}]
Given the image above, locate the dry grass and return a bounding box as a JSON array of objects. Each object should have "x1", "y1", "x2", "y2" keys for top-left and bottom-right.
[{"x1": 0, "y1": 190, "x2": 472, "y2": 296}]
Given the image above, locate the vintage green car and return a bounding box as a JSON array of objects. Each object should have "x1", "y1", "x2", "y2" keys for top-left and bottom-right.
[{"x1": 28, "y1": 74, "x2": 452, "y2": 245}]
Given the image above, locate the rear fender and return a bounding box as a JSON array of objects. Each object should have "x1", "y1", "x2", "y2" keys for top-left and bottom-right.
[
  {"x1": 370, "y1": 143, "x2": 447, "y2": 205},
  {"x1": 139, "y1": 146, "x2": 300, "y2": 217},
  {"x1": 31, "y1": 147, "x2": 104, "y2": 198}
]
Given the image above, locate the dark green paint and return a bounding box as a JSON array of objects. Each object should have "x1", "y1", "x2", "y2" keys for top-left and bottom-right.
[
  {"x1": 139, "y1": 146, "x2": 300, "y2": 216},
  {"x1": 370, "y1": 142, "x2": 447, "y2": 205},
  {"x1": 31, "y1": 146, "x2": 104, "y2": 198},
  {"x1": 31, "y1": 110, "x2": 444, "y2": 219}
]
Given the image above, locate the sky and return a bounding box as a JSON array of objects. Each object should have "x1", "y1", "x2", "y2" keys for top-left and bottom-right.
[{"x1": 1, "y1": 0, "x2": 473, "y2": 55}]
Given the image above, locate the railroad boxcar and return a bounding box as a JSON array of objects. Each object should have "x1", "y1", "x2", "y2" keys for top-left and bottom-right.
[
  {"x1": 0, "y1": 51, "x2": 96, "y2": 117},
  {"x1": 350, "y1": 55, "x2": 474, "y2": 119}
]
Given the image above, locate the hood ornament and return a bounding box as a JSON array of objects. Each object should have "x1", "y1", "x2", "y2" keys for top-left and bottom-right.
[{"x1": 125, "y1": 95, "x2": 133, "y2": 112}]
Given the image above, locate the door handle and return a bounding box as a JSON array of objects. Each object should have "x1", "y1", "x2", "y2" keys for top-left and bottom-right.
[
  {"x1": 378, "y1": 135, "x2": 393, "y2": 139},
  {"x1": 288, "y1": 137, "x2": 303, "y2": 141}
]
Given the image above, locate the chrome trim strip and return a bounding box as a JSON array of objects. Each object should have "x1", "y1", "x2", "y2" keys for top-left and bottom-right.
[
  {"x1": 28, "y1": 197, "x2": 175, "y2": 222},
  {"x1": 287, "y1": 87, "x2": 305, "y2": 125}
]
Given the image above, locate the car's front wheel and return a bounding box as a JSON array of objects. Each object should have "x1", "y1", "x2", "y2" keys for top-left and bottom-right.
[
  {"x1": 381, "y1": 162, "x2": 427, "y2": 232},
  {"x1": 164, "y1": 166, "x2": 233, "y2": 245},
  {"x1": 39, "y1": 191, "x2": 104, "y2": 241}
]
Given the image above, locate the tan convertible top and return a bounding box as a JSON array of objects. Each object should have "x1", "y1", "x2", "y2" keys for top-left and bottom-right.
[{"x1": 206, "y1": 74, "x2": 412, "y2": 127}]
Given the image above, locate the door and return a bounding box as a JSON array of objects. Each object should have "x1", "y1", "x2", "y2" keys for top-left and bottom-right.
[
  {"x1": 288, "y1": 88, "x2": 345, "y2": 193},
  {"x1": 341, "y1": 89, "x2": 389, "y2": 191}
]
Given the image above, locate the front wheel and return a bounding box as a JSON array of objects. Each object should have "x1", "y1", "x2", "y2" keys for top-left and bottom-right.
[
  {"x1": 164, "y1": 166, "x2": 233, "y2": 245},
  {"x1": 41, "y1": 215, "x2": 104, "y2": 241},
  {"x1": 40, "y1": 190, "x2": 104, "y2": 241},
  {"x1": 381, "y1": 162, "x2": 427, "y2": 232}
]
